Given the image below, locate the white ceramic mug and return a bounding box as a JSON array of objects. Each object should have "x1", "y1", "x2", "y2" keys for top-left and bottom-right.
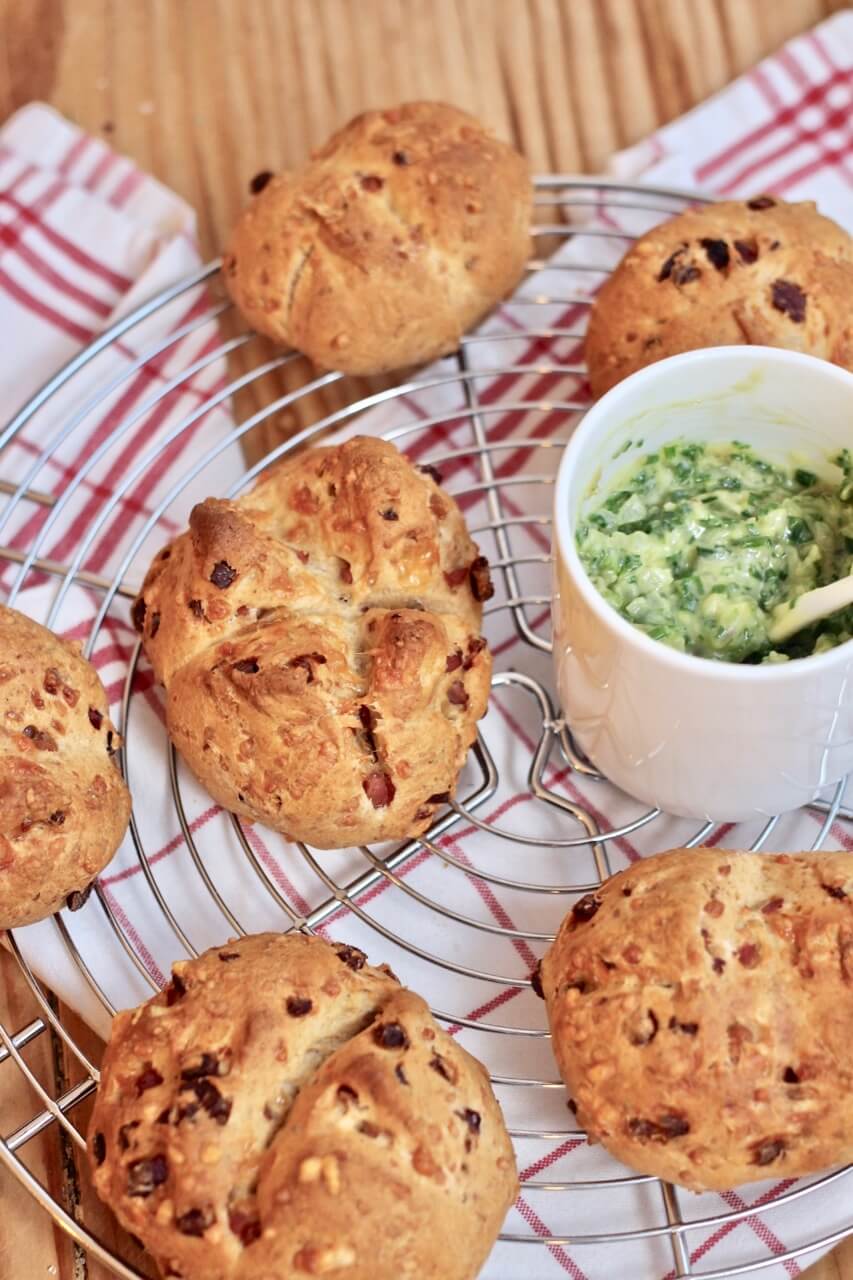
[{"x1": 552, "y1": 346, "x2": 853, "y2": 822}]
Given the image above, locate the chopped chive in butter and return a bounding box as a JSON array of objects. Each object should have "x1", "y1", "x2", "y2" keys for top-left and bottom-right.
[{"x1": 575, "y1": 439, "x2": 853, "y2": 663}]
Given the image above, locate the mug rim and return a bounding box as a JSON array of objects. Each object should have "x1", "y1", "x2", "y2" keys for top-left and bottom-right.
[{"x1": 553, "y1": 345, "x2": 853, "y2": 684}]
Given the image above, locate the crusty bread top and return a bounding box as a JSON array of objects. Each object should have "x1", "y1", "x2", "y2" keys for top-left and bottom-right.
[
  {"x1": 224, "y1": 101, "x2": 532, "y2": 375},
  {"x1": 542, "y1": 848, "x2": 853, "y2": 1191},
  {"x1": 0, "y1": 604, "x2": 130, "y2": 928},
  {"x1": 89, "y1": 933, "x2": 517, "y2": 1280},
  {"x1": 137, "y1": 436, "x2": 486, "y2": 689},
  {"x1": 585, "y1": 197, "x2": 853, "y2": 397},
  {"x1": 133, "y1": 436, "x2": 494, "y2": 848}
]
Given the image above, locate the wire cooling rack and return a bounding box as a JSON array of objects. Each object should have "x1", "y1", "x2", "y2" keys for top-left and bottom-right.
[{"x1": 1, "y1": 177, "x2": 852, "y2": 1280}]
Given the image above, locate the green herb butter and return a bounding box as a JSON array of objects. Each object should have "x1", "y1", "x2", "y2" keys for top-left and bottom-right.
[{"x1": 575, "y1": 439, "x2": 853, "y2": 663}]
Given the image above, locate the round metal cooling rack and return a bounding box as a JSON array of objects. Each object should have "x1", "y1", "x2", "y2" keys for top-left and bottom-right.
[{"x1": 1, "y1": 177, "x2": 852, "y2": 1280}]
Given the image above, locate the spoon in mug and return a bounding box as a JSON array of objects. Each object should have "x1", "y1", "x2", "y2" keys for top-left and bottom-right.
[{"x1": 767, "y1": 575, "x2": 853, "y2": 645}]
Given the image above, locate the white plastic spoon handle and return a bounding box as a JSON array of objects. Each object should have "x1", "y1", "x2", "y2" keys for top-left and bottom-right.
[{"x1": 767, "y1": 574, "x2": 853, "y2": 645}]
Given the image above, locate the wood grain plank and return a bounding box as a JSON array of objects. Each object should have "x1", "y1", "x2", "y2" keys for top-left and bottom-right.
[
  {"x1": 805, "y1": 1238, "x2": 853, "y2": 1280},
  {"x1": 0, "y1": 948, "x2": 73, "y2": 1280},
  {"x1": 599, "y1": 0, "x2": 660, "y2": 150},
  {"x1": 0, "y1": 1, "x2": 851, "y2": 1275}
]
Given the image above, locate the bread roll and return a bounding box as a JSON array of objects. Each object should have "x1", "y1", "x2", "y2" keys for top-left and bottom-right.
[
  {"x1": 0, "y1": 604, "x2": 130, "y2": 927},
  {"x1": 585, "y1": 197, "x2": 853, "y2": 397},
  {"x1": 88, "y1": 933, "x2": 517, "y2": 1280},
  {"x1": 133, "y1": 436, "x2": 493, "y2": 848},
  {"x1": 541, "y1": 848, "x2": 853, "y2": 1190},
  {"x1": 224, "y1": 101, "x2": 532, "y2": 375}
]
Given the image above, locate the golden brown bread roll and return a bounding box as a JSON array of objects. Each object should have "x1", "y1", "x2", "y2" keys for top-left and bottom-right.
[
  {"x1": 541, "y1": 848, "x2": 853, "y2": 1191},
  {"x1": 133, "y1": 436, "x2": 493, "y2": 848},
  {"x1": 88, "y1": 933, "x2": 517, "y2": 1280},
  {"x1": 0, "y1": 604, "x2": 131, "y2": 928},
  {"x1": 223, "y1": 101, "x2": 532, "y2": 375},
  {"x1": 585, "y1": 197, "x2": 853, "y2": 397}
]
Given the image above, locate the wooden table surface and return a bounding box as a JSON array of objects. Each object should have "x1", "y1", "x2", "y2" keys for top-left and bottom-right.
[{"x1": 1, "y1": 2, "x2": 851, "y2": 1278}]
